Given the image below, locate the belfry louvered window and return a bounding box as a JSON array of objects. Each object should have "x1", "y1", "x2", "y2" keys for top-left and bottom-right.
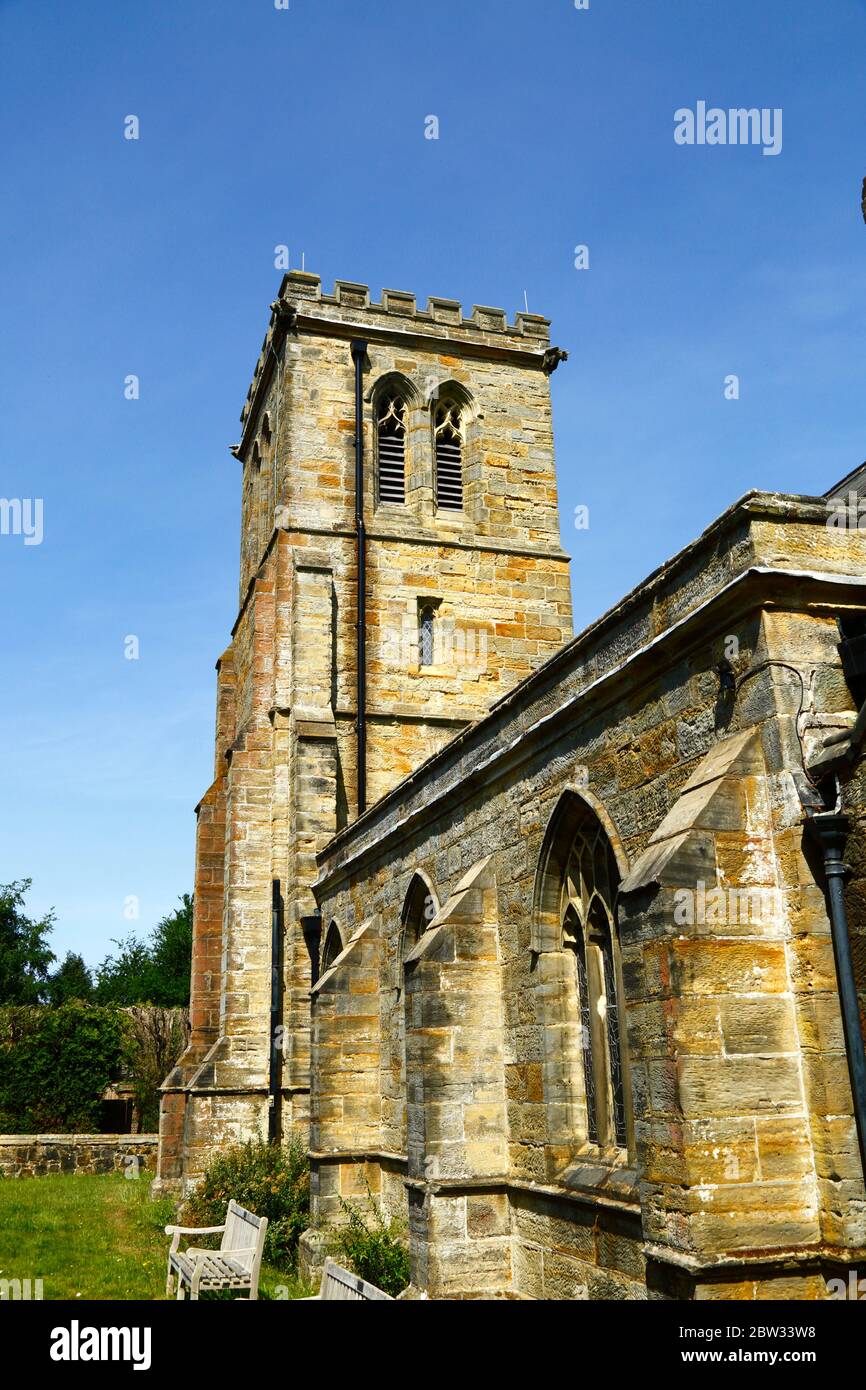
[
  {"x1": 561, "y1": 816, "x2": 628, "y2": 1149},
  {"x1": 434, "y1": 402, "x2": 463, "y2": 510},
  {"x1": 377, "y1": 395, "x2": 406, "y2": 504}
]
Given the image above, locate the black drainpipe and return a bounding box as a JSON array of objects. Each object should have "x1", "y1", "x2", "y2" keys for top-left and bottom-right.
[
  {"x1": 806, "y1": 812, "x2": 866, "y2": 1181},
  {"x1": 351, "y1": 339, "x2": 368, "y2": 815},
  {"x1": 268, "y1": 878, "x2": 283, "y2": 1143}
]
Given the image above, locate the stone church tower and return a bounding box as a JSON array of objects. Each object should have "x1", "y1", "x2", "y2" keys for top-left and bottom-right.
[{"x1": 156, "y1": 272, "x2": 574, "y2": 1190}]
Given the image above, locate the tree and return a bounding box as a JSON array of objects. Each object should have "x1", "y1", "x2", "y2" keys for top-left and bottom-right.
[
  {"x1": 93, "y1": 895, "x2": 193, "y2": 1008},
  {"x1": 93, "y1": 935, "x2": 154, "y2": 1005},
  {"x1": 47, "y1": 952, "x2": 94, "y2": 1005},
  {"x1": 0, "y1": 879, "x2": 55, "y2": 1004},
  {"x1": 148, "y1": 894, "x2": 193, "y2": 1007}
]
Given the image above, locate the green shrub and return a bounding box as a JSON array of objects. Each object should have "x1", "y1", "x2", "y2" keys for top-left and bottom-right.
[
  {"x1": 0, "y1": 1002, "x2": 128, "y2": 1132},
  {"x1": 332, "y1": 1187, "x2": 410, "y2": 1297},
  {"x1": 180, "y1": 1138, "x2": 309, "y2": 1271}
]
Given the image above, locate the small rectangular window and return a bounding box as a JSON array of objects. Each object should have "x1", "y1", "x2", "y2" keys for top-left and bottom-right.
[{"x1": 419, "y1": 604, "x2": 435, "y2": 666}]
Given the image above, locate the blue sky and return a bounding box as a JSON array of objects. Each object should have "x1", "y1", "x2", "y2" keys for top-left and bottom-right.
[{"x1": 1, "y1": 0, "x2": 864, "y2": 967}]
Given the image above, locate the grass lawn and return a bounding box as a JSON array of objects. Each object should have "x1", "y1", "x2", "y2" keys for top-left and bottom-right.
[{"x1": 0, "y1": 1172, "x2": 312, "y2": 1300}]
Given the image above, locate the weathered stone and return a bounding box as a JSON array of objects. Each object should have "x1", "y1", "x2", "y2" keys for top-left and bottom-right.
[{"x1": 159, "y1": 271, "x2": 866, "y2": 1300}]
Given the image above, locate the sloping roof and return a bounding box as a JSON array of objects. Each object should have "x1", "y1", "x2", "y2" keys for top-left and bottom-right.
[{"x1": 825, "y1": 462, "x2": 866, "y2": 499}]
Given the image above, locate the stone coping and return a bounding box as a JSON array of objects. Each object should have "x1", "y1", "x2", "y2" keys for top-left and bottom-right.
[{"x1": 0, "y1": 1133, "x2": 158, "y2": 1144}]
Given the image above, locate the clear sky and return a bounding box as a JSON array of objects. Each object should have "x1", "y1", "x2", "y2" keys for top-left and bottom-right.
[{"x1": 1, "y1": 0, "x2": 864, "y2": 968}]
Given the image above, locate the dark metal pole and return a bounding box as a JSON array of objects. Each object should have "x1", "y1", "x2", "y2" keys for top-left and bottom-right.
[
  {"x1": 351, "y1": 339, "x2": 368, "y2": 815},
  {"x1": 268, "y1": 879, "x2": 283, "y2": 1143},
  {"x1": 807, "y1": 813, "x2": 866, "y2": 1182}
]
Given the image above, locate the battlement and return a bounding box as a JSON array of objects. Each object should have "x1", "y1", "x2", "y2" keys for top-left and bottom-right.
[{"x1": 240, "y1": 271, "x2": 553, "y2": 427}]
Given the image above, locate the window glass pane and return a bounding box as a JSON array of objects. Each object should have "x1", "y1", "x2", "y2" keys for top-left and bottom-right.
[
  {"x1": 419, "y1": 607, "x2": 434, "y2": 666},
  {"x1": 562, "y1": 814, "x2": 628, "y2": 1149},
  {"x1": 574, "y1": 942, "x2": 598, "y2": 1144},
  {"x1": 322, "y1": 924, "x2": 342, "y2": 971},
  {"x1": 602, "y1": 932, "x2": 627, "y2": 1146}
]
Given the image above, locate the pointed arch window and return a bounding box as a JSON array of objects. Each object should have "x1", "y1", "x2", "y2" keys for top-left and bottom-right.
[
  {"x1": 560, "y1": 814, "x2": 628, "y2": 1149},
  {"x1": 400, "y1": 872, "x2": 439, "y2": 969},
  {"x1": 377, "y1": 395, "x2": 407, "y2": 504},
  {"x1": 249, "y1": 441, "x2": 263, "y2": 564},
  {"x1": 434, "y1": 401, "x2": 463, "y2": 510},
  {"x1": 321, "y1": 921, "x2": 344, "y2": 973},
  {"x1": 259, "y1": 415, "x2": 273, "y2": 526}
]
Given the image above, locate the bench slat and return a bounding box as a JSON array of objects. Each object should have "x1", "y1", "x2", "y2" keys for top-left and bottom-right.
[{"x1": 319, "y1": 1258, "x2": 393, "y2": 1301}]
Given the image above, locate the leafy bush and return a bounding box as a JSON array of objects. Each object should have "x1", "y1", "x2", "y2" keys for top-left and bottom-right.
[
  {"x1": 332, "y1": 1187, "x2": 410, "y2": 1297},
  {"x1": 180, "y1": 1138, "x2": 309, "y2": 1271},
  {"x1": 0, "y1": 1002, "x2": 128, "y2": 1132}
]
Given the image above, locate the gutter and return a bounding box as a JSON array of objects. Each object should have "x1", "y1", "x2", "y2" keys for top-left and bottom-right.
[
  {"x1": 267, "y1": 879, "x2": 283, "y2": 1142},
  {"x1": 806, "y1": 618, "x2": 866, "y2": 1182},
  {"x1": 352, "y1": 339, "x2": 368, "y2": 814},
  {"x1": 804, "y1": 813, "x2": 866, "y2": 1184}
]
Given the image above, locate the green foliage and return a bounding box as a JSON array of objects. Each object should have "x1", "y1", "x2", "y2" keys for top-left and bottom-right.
[
  {"x1": 46, "y1": 952, "x2": 94, "y2": 1006},
  {"x1": 332, "y1": 1186, "x2": 410, "y2": 1297},
  {"x1": 94, "y1": 936, "x2": 153, "y2": 1005},
  {"x1": 0, "y1": 1002, "x2": 128, "y2": 1133},
  {"x1": 180, "y1": 1138, "x2": 310, "y2": 1272},
  {"x1": 0, "y1": 879, "x2": 192, "y2": 1131},
  {"x1": 0, "y1": 877, "x2": 192, "y2": 1010},
  {"x1": 148, "y1": 894, "x2": 194, "y2": 1007},
  {"x1": 0, "y1": 880, "x2": 55, "y2": 1004},
  {"x1": 94, "y1": 895, "x2": 193, "y2": 1007}
]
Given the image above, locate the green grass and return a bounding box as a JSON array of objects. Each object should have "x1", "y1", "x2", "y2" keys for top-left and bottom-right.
[{"x1": 0, "y1": 1173, "x2": 313, "y2": 1300}]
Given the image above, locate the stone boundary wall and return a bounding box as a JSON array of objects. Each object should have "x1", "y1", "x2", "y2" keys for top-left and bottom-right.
[{"x1": 0, "y1": 1134, "x2": 158, "y2": 1178}]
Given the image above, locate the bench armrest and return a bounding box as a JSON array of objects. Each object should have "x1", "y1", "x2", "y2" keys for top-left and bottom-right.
[
  {"x1": 165, "y1": 1223, "x2": 226, "y2": 1257},
  {"x1": 165, "y1": 1224, "x2": 226, "y2": 1236}
]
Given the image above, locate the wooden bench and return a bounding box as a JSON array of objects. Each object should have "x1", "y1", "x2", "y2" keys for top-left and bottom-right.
[
  {"x1": 302, "y1": 1257, "x2": 393, "y2": 1301},
  {"x1": 165, "y1": 1200, "x2": 268, "y2": 1300}
]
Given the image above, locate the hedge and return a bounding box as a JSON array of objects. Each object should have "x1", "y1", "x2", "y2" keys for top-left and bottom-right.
[{"x1": 0, "y1": 1002, "x2": 130, "y2": 1133}]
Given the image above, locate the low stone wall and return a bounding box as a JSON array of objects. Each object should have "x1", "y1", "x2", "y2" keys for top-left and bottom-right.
[{"x1": 0, "y1": 1134, "x2": 158, "y2": 1178}]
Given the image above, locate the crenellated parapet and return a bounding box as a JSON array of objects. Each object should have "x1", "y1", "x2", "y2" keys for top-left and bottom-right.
[{"x1": 238, "y1": 271, "x2": 556, "y2": 445}]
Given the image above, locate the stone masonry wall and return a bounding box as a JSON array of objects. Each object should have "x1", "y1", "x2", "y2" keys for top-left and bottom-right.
[
  {"x1": 157, "y1": 273, "x2": 574, "y2": 1192},
  {"x1": 0, "y1": 1135, "x2": 158, "y2": 1179},
  {"x1": 308, "y1": 496, "x2": 866, "y2": 1298}
]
